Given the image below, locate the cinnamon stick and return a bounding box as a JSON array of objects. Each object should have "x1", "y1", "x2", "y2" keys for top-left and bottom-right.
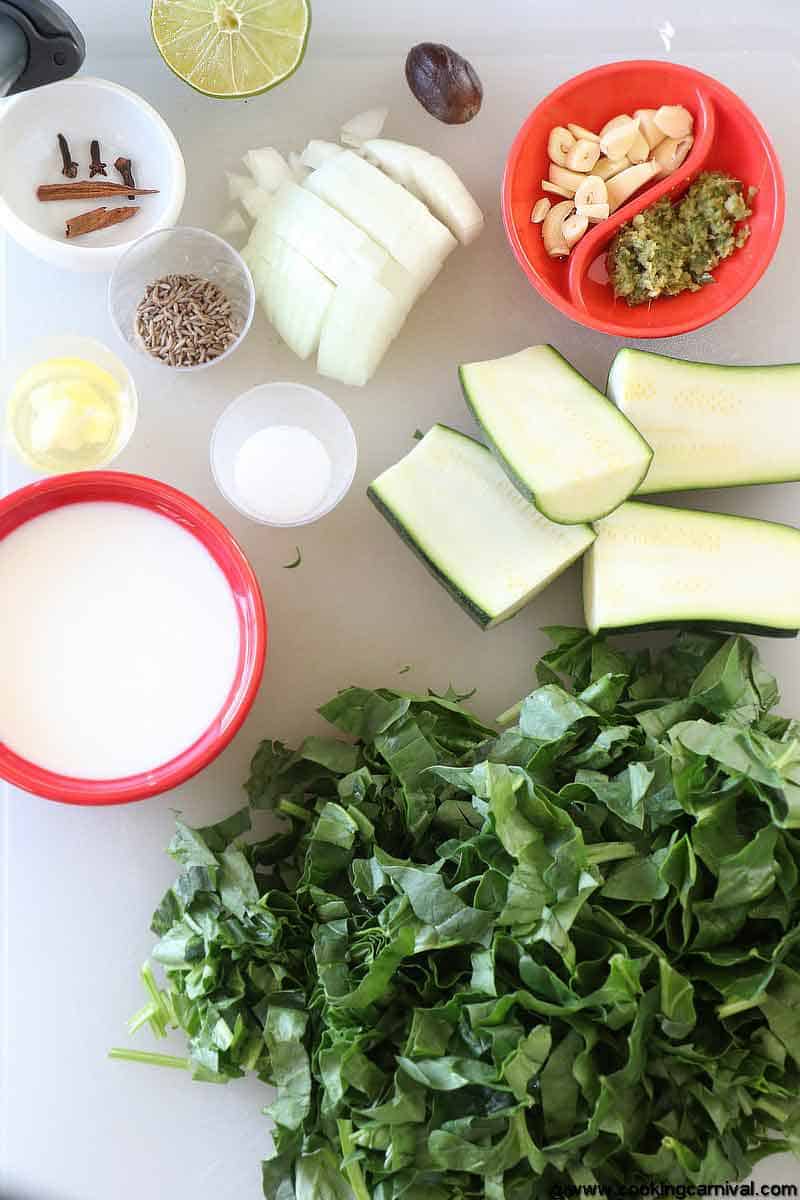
[
  {"x1": 38, "y1": 181, "x2": 159, "y2": 202},
  {"x1": 65, "y1": 206, "x2": 139, "y2": 239}
]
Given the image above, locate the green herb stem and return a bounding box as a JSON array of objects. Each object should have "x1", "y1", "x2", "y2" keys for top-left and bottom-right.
[
  {"x1": 496, "y1": 700, "x2": 522, "y2": 726},
  {"x1": 108, "y1": 1048, "x2": 190, "y2": 1070},
  {"x1": 278, "y1": 798, "x2": 313, "y2": 823},
  {"x1": 337, "y1": 1120, "x2": 372, "y2": 1200},
  {"x1": 585, "y1": 841, "x2": 637, "y2": 865}
]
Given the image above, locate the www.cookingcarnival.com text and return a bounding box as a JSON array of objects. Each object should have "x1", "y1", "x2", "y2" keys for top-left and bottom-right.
[{"x1": 551, "y1": 1184, "x2": 798, "y2": 1199}]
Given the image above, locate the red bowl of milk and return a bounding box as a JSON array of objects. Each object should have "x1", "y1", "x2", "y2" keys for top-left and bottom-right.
[
  {"x1": 0, "y1": 472, "x2": 267, "y2": 805},
  {"x1": 502, "y1": 59, "x2": 785, "y2": 337}
]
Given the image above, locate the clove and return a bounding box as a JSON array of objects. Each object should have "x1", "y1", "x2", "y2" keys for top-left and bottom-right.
[
  {"x1": 89, "y1": 140, "x2": 107, "y2": 178},
  {"x1": 57, "y1": 134, "x2": 78, "y2": 179},
  {"x1": 115, "y1": 156, "x2": 136, "y2": 200}
]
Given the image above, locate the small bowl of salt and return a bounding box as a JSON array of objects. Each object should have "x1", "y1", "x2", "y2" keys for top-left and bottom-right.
[{"x1": 211, "y1": 382, "x2": 358, "y2": 527}]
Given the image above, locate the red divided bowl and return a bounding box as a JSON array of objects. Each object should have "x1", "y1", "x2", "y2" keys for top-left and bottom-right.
[
  {"x1": 502, "y1": 60, "x2": 785, "y2": 338},
  {"x1": 0, "y1": 472, "x2": 267, "y2": 805}
]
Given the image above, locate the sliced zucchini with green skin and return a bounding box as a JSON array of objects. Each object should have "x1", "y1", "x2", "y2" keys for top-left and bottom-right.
[
  {"x1": 460, "y1": 345, "x2": 653, "y2": 525},
  {"x1": 585, "y1": 500, "x2": 800, "y2": 637},
  {"x1": 608, "y1": 348, "x2": 800, "y2": 494},
  {"x1": 368, "y1": 424, "x2": 595, "y2": 629}
]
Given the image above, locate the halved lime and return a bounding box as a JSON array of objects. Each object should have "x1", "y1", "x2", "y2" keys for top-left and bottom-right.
[{"x1": 151, "y1": 0, "x2": 310, "y2": 99}]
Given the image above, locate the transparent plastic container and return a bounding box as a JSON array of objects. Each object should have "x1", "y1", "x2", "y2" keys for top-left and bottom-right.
[
  {"x1": 211, "y1": 382, "x2": 358, "y2": 527},
  {"x1": 107, "y1": 226, "x2": 255, "y2": 372},
  {"x1": 2, "y1": 334, "x2": 138, "y2": 475}
]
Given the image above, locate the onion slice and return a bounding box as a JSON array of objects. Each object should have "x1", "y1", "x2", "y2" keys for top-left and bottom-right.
[
  {"x1": 340, "y1": 107, "x2": 389, "y2": 148},
  {"x1": 242, "y1": 147, "x2": 291, "y2": 193}
]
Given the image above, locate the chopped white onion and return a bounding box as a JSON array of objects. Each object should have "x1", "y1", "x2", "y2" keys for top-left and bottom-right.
[
  {"x1": 242, "y1": 147, "x2": 291, "y2": 193},
  {"x1": 300, "y1": 140, "x2": 345, "y2": 170},
  {"x1": 304, "y1": 151, "x2": 456, "y2": 292},
  {"x1": 340, "y1": 107, "x2": 389, "y2": 149},
  {"x1": 240, "y1": 186, "x2": 273, "y2": 220},
  {"x1": 230, "y1": 116, "x2": 483, "y2": 385},
  {"x1": 288, "y1": 151, "x2": 311, "y2": 183},
  {"x1": 317, "y1": 276, "x2": 403, "y2": 387},
  {"x1": 363, "y1": 140, "x2": 484, "y2": 245},
  {"x1": 216, "y1": 209, "x2": 248, "y2": 239},
  {"x1": 245, "y1": 229, "x2": 334, "y2": 361},
  {"x1": 227, "y1": 171, "x2": 256, "y2": 202}
]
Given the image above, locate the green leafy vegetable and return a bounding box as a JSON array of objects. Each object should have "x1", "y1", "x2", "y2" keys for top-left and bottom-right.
[{"x1": 114, "y1": 629, "x2": 800, "y2": 1197}]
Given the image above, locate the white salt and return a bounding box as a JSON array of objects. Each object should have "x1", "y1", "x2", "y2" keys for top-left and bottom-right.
[{"x1": 233, "y1": 424, "x2": 332, "y2": 523}]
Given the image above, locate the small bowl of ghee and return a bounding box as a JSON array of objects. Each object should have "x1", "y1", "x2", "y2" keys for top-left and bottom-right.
[{"x1": 3, "y1": 335, "x2": 138, "y2": 475}]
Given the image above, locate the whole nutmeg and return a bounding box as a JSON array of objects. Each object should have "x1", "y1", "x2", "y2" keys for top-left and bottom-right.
[{"x1": 405, "y1": 43, "x2": 483, "y2": 125}]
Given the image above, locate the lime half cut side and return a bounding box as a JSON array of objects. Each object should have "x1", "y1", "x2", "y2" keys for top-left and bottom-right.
[{"x1": 151, "y1": 0, "x2": 310, "y2": 99}]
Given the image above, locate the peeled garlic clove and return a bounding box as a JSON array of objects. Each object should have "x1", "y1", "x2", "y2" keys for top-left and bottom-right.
[
  {"x1": 634, "y1": 108, "x2": 667, "y2": 151},
  {"x1": 548, "y1": 125, "x2": 576, "y2": 167},
  {"x1": 542, "y1": 180, "x2": 574, "y2": 198},
  {"x1": 548, "y1": 163, "x2": 586, "y2": 196},
  {"x1": 576, "y1": 201, "x2": 610, "y2": 222},
  {"x1": 653, "y1": 105, "x2": 693, "y2": 139},
  {"x1": 593, "y1": 155, "x2": 631, "y2": 181},
  {"x1": 531, "y1": 197, "x2": 551, "y2": 223},
  {"x1": 606, "y1": 161, "x2": 660, "y2": 211},
  {"x1": 566, "y1": 138, "x2": 601, "y2": 173},
  {"x1": 567, "y1": 123, "x2": 600, "y2": 143},
  {"x1": 626, "y1": 127, "x2": 651, "y2": 165},
  {"x1": 574, "y1": 174, "x2": 608, "y2": 209},
  {"x1": 599, "y1": 115, "x2": 639, "y2": 160},
  {"x1": 562, "y1": 211, "x2": 589, "y2": 248},
  {"x1": 651, "y1": 135, "x2": 694, "y2": 178},
  {"x1": 542, "y1": 199, "x2": 574, "y2": 257}
]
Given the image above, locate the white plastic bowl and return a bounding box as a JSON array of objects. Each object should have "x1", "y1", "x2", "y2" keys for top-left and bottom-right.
[
  {"x1": 0, "y1": 77, "x2": 186, "y2": 272},
  {"x1": 108, "y1": 227, "x2": 256, "y2": 373},
  {"x1": 2, "y1": 334, "x2": 138, "y2": 474},
  {"x1": 211, "y1": 383, "x2": 358, "y2": 527}
]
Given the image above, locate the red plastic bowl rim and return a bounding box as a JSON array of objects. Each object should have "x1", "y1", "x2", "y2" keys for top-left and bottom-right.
[
  {"x1": 501, "y1": 59, "x2": 787, "y2": 338},
  {"x1": 0, "y1": 471, "x2": 267, "y2": 806}
]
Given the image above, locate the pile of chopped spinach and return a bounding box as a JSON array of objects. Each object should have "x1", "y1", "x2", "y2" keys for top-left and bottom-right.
[
  {"x1": 114, "y1": 628, "x2": 800, "y2": 1198},
  {"x1": 608, "y1": 171, "x2": 753, "y2": 306}
]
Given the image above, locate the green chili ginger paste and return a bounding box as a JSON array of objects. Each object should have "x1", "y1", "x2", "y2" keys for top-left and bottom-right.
[{"x1": 608, "y1": 171, "x2": 753, "y2": 306}]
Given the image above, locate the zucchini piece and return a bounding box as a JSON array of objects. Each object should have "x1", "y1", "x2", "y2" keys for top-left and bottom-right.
[
  {"x1": 608, "y1": 348, "x2": 800, "y2": 494},
  {"x1": 368, "y1": 424, "x2": 595, "y2": 629},
  {"x1": 460, "y1": 345, "x2": 653, "y2": 524},
  {"x1": 585, "y1": 500, "x2": 800, "y2": 637}
]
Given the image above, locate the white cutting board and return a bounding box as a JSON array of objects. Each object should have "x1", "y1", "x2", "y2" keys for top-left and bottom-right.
[{"x1": 2, "y1": 2, "x2": 800, "y2": 1197}]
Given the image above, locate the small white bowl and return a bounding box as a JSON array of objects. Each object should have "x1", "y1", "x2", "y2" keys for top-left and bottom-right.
[
  {"x1": 2, "y1": 334, "x2": 139, "y2": 474},
  {"x1": 211, "y1": 383, "x2": 358, "y2": 527},
  {"x1": 0, "y1": 76, "x2": 186, "y2": 272},
  {"x1": 108, "y1": 227, "x2": 256, "y2": 372}
]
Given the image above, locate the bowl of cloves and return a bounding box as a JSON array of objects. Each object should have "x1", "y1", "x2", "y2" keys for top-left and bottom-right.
[{"x1": 0, "y1": 76, "x2": 186, "y2": 272}]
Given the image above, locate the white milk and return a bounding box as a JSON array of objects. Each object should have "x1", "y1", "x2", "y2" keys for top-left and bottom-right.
[{"x1": 0, "y1": 501, "x2": 242, "y2": 779}]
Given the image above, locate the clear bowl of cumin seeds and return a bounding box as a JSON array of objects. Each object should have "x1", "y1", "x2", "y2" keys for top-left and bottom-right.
[{"x1": 108, "y1": 227, "x2": 255, "y2": 371}]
